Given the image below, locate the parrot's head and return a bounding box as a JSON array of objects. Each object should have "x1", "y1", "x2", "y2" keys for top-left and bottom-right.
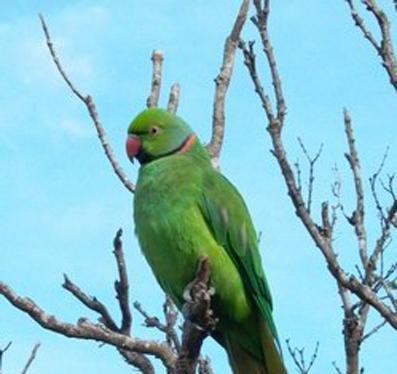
[{"x1": 126, "y1": 108, "x2": 196, "y2": 164}]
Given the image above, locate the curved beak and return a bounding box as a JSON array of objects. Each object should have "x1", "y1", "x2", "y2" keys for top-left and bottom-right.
[{"x1": 126, "y1": 135, "x2": 141, "y2": 163}]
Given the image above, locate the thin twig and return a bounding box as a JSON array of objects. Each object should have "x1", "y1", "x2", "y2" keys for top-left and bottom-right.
[
  {"x1": 332, "y1": 361, "x2": 343, "y2": 374},
  {"x1": 361, "y1": 320, "x2": 387, "y2": 342},
  {"x1": 239, "y1": 40, "x2": 275, "y2": 123},
  {"x1": 286, "y1": 339, "x2": 319, "y2": 374},
  {"x1": 63, "y1": 274, "x2": 119, "y2": 332},
  {"x1": 38, "y1": 14, "x2": 135, "y2": 193},
  {"x1": 297, "y1": 137, "x2": 323, "y2": 214},
  {"x1": 21, "y1": 343, "x2": 41, "y2": 374},
  {"x1": 345, "y1": 0, "x2": 397, "y2": 92},
  {"x1": 0, "y1": 341, "x2": 12, "y2": 373},
  {"x1": 163, "y1": 296, "x2": 181, "y2": 353},
  {"x1": 252, "y1": 0, "x2": 286, "y2": 124},
  {"x1": 345, "y1": 0, "x2": 382, "y2": 53}
]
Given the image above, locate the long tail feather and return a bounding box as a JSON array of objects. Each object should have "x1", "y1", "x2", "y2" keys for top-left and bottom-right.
[{"x1": 223, "y1": 318, "x2": 287, "y2": 374}]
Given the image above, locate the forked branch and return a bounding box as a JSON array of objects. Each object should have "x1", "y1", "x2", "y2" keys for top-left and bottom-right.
[
  {"x1": 0, "y1": 231, "x2": 216, "y2": 374},
  {"x1": 345, "y1": 0, "x2": 397, "y2": 92}
]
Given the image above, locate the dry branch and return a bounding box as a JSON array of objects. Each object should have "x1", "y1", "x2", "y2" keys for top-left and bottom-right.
[
  {"x1": 207, "y1": 0, "x2": 250, "y2": 164},
  {"x1": 176, "y1": 258, "x2": 217, "y2": 374},
  {"x1": 113, "y1": 228, "x2": 132, "y2": 335},
  {"x1": 345, "y1": 0, "x2": 397, "y2": 92},
  {"x1": 243, "y1": 1, "x2": 397, "y2": 373},
  {"x1": 38, "y1": 14, "x2": 135, "y2": 194},
  {"x1": 147, "y1": 50, "x2": 164, "y2": 108},
  {"x1": 133, "y1": 297, "x2": 181, "y2": 353},
  {"x1": 167, "y1": 83, "x2": 181, "y2": 115},
  {"x1": 21, "y1": 343, "x2": 41, "y2": 374},
  {"x1": 297, "y1": 138, "x2": 323, "y2": 215},
  {"x1": 0, "y1": 231, "x2": 216, "y2": 374},
  {"x1": 0, "y1": 341, "x2": 12, "y2": 373},
  {"x1": 343, "y1": 110, "x2": 368, "y2": 270},
  {"x1": 244, "y1": 0, "x2": 397, "y2": 333},
  {"x1": 286, "y1": 339, "x2": 319, "y2": 374}
]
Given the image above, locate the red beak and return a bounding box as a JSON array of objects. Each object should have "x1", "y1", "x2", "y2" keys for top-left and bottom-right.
[{"x1": 126, "y1": 135, "x2": 141, "y2": 162}]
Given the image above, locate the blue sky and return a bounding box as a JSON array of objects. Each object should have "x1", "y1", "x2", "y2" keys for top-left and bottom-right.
[{"x1": 1, "y1": 1, "x2": 396, "y2": 373}]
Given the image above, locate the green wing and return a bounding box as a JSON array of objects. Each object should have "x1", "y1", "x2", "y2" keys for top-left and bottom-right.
[{"x1": 199, "y1": 169, "x2": 281, "y2": 351}]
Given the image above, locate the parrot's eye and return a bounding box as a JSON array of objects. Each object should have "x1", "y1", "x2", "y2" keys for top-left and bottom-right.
[{"x1": 149, "y1": 126, "x2": 159, "y2": 136}]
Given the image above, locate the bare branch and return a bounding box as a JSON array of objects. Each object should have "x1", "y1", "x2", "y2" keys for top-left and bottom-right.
[
  {"x1": 21, "y1": 343, "x2": 41, "y2": 374},
  {"x1": 176, "y1": 258, "x2": 217, "y2": 374},
  {"x1": 207, "y1": 0, "x2": 250, "y2": 162},
  {"x1": 146, "y1": 50, "x2": 164, "y2": 108},
  {"x1": 297, "y1": 138, "x2": 323, "y2": 214},
  {"x1": 345, "y1": 0, "x2": 397, "y2": 91},
  {"x1": 167, "y1": 83, "x2": 181, "y2": 115},
  {"x1": 239, "y1": 40, "x2": 275, "y2": 123},
  {"x1": 333, "y1": 361, "x2": 343, "y2": 374},
  {"x1": 113, "y1": 228, "x2": 132, "y2": 335},
  {"x1": 38, "y1": 14, "x2": 135, "y2": 194},
  {"x1": 345, "y1": 0, "x2": 382, "y2": 53},
  {"x1": 0, "y1": 341, "x2": 12, "y2": 373},
  {"x1": 343, "y1": 109, "x2": 368, "y2": 270},
  {"x1": 163, "y1": 296, "x2": 182, "y2": 353},
  {"x1": 0, "y1": 281, "x2": 176, "y2": 369},
  {"x1": 63, "y1": 274, "x2": 119, "y2": 332},
  {"x1": 62, "y1": 229, "x2": 151, "y2": 372},
  {"x1": 0, "y1": 234, "x2": 219, "y2": 373},
  {"x1": 361, "y1": 319, "x2": 387, "y2": 342},
  {"x1": 252, "y1": 0, "x2": 286, "y2": 124},
  {"x1": 243, "y1": 0, "x2": 397, "y2": 337},
  {"x1": 118, "y1": 350, "x2": 155, "y2": 374},
  {"x1": 286, "y1": 339, "x2": 319, "y2": 374}
]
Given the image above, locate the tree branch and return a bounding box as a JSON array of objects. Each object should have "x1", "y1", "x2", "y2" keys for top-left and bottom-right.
[
  {"x1": 252, "y1": 0, "x2": 286, "y2": 124},
  {"x1": 207, "y1": 0, "x2": 250, "y2": 164},
  {"x1": 0, "y1": 234, "x2": 218, "y2": 374},
  {"x1": 167, "y1": 83, "x2": 181, "y2": 115},
  {"x1": 146, "y1": 50, "x2": 164, "y2": 108},
  {"x1": 38, "y1": 14, "x2": 135, "y2": 193},
  {"x1": 345, "y1": 0, "x2": 397, "y2": 92},
  {"x1": 0, "y1": 341, "x2": 12, "y2": 373},
  {"x1": 0, "y1": 281, "x2": 175, "y2": 370},
  {"x1": 286, "y1": 339, "x2": 319, "y2": 374},
  {"x1": 343, "y1": 109, "x2": 368, "y2": 270},
  {"x1": 176, "y1": 258, "x2": 217, "y2": 374},
  {"x1": 113, "y1": 228, "x2": 132, "y2": 335},
  {"x1": 21, "y1": 343, "x2": 41, "y2": 374}
]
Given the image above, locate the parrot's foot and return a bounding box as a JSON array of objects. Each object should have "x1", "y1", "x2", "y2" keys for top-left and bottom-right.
[{"x1": 182, "y1": 257, "x2": 217, "y2": 332}]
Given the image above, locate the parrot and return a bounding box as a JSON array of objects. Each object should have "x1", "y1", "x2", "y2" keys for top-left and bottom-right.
[{"x1": 126, "y1": 108, "x2": 286, "y2": 374}]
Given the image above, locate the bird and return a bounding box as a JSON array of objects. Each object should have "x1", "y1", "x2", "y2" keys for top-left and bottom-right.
[{"x1": 126, "y1": 107, "x2": 286, "y2": 374}]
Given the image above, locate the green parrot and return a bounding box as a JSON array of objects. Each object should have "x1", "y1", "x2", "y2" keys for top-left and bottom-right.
[{"x1": 126, "y1": 108, "x2": 286, "y2": 374}]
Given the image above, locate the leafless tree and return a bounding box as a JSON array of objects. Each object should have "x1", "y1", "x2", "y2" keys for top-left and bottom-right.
[
  {"x1": 1, "y1": 1, "x2": 396, "y2": 373},
  {"x1": 239, "y1": 0, "x2": 397, "y2": 373}
]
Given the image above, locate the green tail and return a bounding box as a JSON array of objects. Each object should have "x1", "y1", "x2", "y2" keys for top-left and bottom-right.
[{"x1": 222, "y1": 316, "x2": 287, "y2": 374}]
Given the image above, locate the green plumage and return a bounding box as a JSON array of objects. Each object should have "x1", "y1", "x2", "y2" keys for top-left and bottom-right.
[{"x1": 128, "y1": 108, "x2": 286, "y2": 374}]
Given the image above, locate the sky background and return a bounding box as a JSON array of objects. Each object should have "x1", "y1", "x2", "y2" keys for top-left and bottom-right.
[{"x1": 1, "y1": 1, "x2": 397, "y2": 373}]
